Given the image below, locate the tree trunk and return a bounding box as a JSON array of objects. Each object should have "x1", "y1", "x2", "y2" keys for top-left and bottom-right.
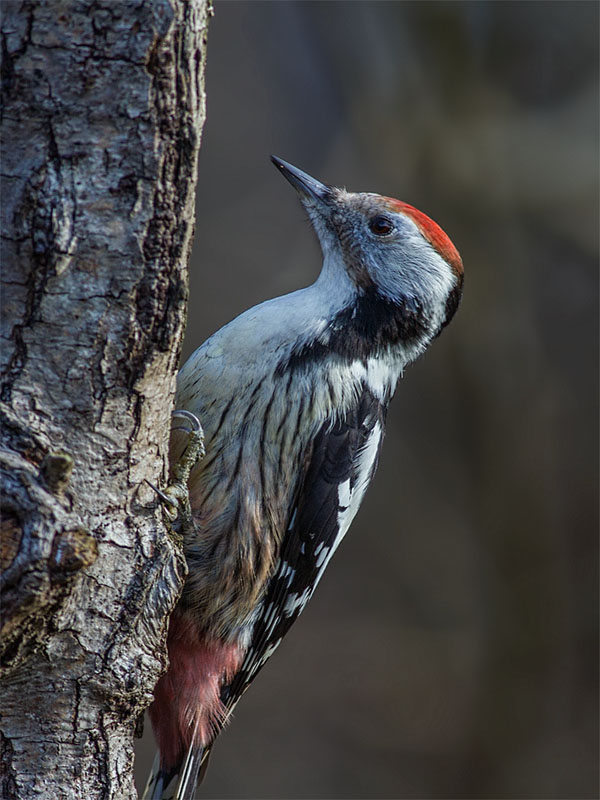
[{"x1": 0, "y1": 1, "x2": 210, "y2": 797}]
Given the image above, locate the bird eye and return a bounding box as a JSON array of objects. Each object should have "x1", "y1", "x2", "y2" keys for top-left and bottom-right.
[{"x1": 369, "y1": 215, "x2": 394, "y2": 236}]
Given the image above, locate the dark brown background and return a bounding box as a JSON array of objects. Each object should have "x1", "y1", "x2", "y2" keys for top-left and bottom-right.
[{"x1": 135, "y1": 2, "x2": 599, "y2": 797}]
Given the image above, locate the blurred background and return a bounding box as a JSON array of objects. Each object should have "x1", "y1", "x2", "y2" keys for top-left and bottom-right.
[{"x1": 136, "y1": 1, "x2": 598, "y2": 797}]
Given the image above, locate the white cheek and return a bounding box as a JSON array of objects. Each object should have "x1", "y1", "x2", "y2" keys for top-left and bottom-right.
[{"x1": 368, "y1": 229, "x2": 456, "y2": 327}]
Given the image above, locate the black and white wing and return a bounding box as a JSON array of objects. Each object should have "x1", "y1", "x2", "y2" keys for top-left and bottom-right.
[{"x1": 221, "y1": 386, "x2": 387, "y2": 712}]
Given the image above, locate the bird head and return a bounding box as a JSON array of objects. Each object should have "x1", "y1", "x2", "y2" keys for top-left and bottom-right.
[{"x1": 271, "y1": 156, "x2": 463, "y2": 339}]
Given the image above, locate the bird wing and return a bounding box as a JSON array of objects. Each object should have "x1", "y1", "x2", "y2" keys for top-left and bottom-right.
[{"x1": 220, "y1": 386, "x2": 387, "y2": 712}]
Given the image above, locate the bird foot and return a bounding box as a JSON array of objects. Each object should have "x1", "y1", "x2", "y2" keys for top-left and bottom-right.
[{"x1": 146, "y1": 410, "x2": 205, "y2": 533}]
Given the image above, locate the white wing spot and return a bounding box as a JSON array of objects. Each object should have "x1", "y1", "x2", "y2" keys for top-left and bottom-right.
[
  {"x1": 259, "y1": 639, "x2": 282, "y2": 666},
  {"x1": 338, "y1": 478, "x2": 351, "y2": 509},
  {"x1": 284, "y1": 587, "x2": 312, "y2": 617},
  {"x1": 279, "y1": 561, "x2": 296, "y2": 586},
  {"x1": 316, "y1": 545, "x2": 330, "y2": 569},
  {"x1": 262, "y1": 602, "x2": 279, "y2": 636}
]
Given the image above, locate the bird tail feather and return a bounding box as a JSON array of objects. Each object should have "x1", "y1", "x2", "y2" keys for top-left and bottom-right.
[
  {"x1": 141, "y1": 752, "x2": 178, "y2": 800},
  {"x1": 142, "y1": 746, "x2": 212, "y2": 800}
]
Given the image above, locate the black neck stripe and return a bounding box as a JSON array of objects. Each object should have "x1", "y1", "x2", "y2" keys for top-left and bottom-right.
[{"x1": 277, "y1": 288, "x2": 429, "y2": 374}]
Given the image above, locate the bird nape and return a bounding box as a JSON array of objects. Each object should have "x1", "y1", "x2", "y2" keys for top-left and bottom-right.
[{"x1": 143, "y1": 156, "x2": 463, "y2": 800}]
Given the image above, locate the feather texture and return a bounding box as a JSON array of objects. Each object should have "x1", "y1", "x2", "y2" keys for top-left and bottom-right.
[{"x1": 145, "y1": 158, "x2": 463, "y2": 798}]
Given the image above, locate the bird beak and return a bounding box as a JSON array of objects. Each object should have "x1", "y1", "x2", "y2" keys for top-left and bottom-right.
[{"x1": 271, "y1": 156, "x2": 331, "y2": 204}]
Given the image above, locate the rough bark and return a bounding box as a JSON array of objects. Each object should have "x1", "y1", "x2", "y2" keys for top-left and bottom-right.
[{"x1": 0, "y1": 1, "x2": 210, "y2": 797}]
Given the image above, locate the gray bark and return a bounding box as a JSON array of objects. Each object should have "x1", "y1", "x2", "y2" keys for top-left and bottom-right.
[{"x1": 0, "y1": 1, "x2": 210, "y2": 797}]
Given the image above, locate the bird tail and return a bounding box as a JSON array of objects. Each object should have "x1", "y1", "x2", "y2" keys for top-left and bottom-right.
[
  {"x1": 175, "y1": 743, "x2": 213, "y2": 799},
  {"x1": 141, "y1": 753, "x2": 178, "y2": 800},
  {"x1": 142, "y1": 746, "x2": 212, "y2": 800}
]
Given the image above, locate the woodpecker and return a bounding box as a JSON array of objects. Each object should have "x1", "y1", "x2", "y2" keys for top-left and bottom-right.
[{"x1": 144, "y1": 157, "x2": 463, "y2": 800}]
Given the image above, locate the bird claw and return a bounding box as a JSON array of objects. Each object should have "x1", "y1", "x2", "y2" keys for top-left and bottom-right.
[
  {"x1": 170, "y1": 410, "x2": 205, "y2": 480},
  {"x1": 172, "y1": 409, "x2": 203, "y2": 435},
  {"x1": 147, "y1": 411, "x2": 205, "y2": 528},
  {"x1": 145, "y1": 479, "x2": 179, "y2": 521}
]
